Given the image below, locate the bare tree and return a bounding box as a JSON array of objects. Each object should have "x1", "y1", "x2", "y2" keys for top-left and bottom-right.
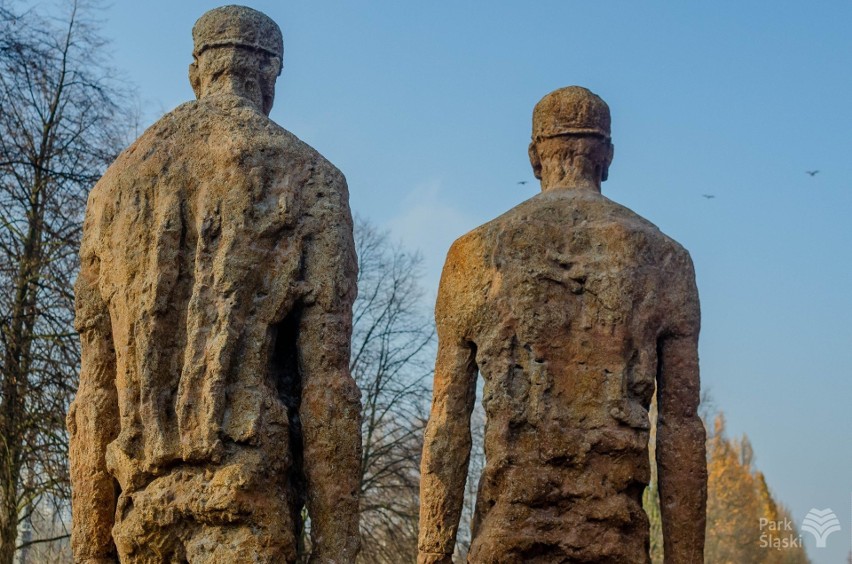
[
  {"x1": 0, "y1": 1, "x2": 132, "y2": 561},
  {"x1": 351, "y1": 218, "x2": 435, "y2": 563}
]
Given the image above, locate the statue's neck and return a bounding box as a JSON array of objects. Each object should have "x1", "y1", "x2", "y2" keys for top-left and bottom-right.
[
  {"x1": 199, "y1": 75, "x2": 264, "y2": 113},
  {"x1": 539, "y1": 159, "x2": 602, "y2": 193}
]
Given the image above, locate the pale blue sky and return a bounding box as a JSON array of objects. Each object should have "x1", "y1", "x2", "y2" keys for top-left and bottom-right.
[{"x1": 41, "y1": 1, "x2": 852, "y2": 560}]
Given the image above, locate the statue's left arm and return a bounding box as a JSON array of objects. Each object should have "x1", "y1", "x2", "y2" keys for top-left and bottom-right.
[
  {"x1": 418, "y1": 238, "x2": 480, "y2": 564},
  {"x1": 297, "y1": 163, "x2": 362, "y2": 563},
  {"x1": 655, "y1": 250, "x2": 707, "y2": 564},
  {"x1": 67, "y1": 220, "x2": 120, "y2": 564}
]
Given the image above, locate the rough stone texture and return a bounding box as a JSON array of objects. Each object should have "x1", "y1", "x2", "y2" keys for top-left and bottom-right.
[
  {"x1": 419, "y1": 87, "x2": 707, "y2": 563},
  {"x1": 68, "y1": 7, "x2": 361, "y2": 563}
]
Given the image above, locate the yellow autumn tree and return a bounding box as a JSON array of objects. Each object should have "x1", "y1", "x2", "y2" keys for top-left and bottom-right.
[
  {"x1": 644, "y1": 396, "x2": 664, "y2": 563},
  {"x1": 705, "y1": 415, "x2": 764, "y2": 562}
]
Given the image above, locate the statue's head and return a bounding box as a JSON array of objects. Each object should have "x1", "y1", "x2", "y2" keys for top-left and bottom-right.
[
  {"x1": 189, "y1": 5, "x2": 283, "y2": 115},
  {"x1": 528, "y1": 86, "x2": 614, "y2": 190}
]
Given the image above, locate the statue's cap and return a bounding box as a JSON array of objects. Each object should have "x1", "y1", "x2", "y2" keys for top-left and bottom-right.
[
  {"x1": 192, "y1": 5, "x2": 283, "y2": 59},
  {"x1": 532, "y1": 86, "x2": 611, "y2": 141}
]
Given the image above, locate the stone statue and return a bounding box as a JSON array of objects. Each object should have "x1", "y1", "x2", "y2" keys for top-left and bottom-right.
[
  {"x1": 418, "y1": 86, "x2": 707, "y2": 563},
  {"x1": 67, "y1": 6, "x2": 361, "y2": 563}
]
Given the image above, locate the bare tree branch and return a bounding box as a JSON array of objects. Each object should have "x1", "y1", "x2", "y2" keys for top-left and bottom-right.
[
  {"x1": 349, "y1": 217, "x2": 435, "y2": 564},
  {"x1": 0, "y1": 1, "x2": 134, "y2": 561},
  {"x1": 16, "y1": 532, "x2": 69, "y2": 551}
]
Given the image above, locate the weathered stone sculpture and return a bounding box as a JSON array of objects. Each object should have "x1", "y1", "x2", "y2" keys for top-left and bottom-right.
[
  {"x1": 419, "y1": 87, "x2": 707, "y2": 563},
  {"x1": 68, "y1": 6, "x2": 361, "y2": 563}
]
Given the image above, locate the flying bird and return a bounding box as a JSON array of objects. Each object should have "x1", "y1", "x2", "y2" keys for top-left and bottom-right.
[
  {"x1": 806, "y1": 170, "x2": 819, "y2": 177},
  {"x1": 702, "y1": 194, "x2": 715, "y2": 199},
  {"x1": 517, "y1": 180, "x2": 528, "y2": 185}
]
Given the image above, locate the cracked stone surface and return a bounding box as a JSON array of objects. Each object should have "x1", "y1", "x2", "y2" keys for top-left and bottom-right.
[
  {"x1": 68, "y1": 7, "x2": 361, "y2": 563},
  {"x1": 419, "y1": 87, "x2": 707, "y2": 564}
]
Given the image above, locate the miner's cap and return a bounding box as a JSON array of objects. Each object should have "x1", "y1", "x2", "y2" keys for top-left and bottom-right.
[
  {"x1": 532, "y1": 86, "x2": 611, "y2": 141},
  {"x1": 192, "y1": 5, "x2": 283, "y2": 60}
]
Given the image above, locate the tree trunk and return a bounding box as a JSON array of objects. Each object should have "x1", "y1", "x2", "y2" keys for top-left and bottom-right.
[
  {"x1": 0, "y1": 180, "x2": 43, "y2": 564},
  {"x1": 0, "y1": 314, "x2": 27, "y2": 564},
  {"x1": 0, "y1": 478, "x2": 20, "y2": 564},
  {"x1": 0, "y1": 2, "x2": 133, "y2": 559}
]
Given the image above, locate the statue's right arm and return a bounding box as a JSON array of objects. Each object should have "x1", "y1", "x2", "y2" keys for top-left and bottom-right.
[
  {"x1": 418, "y1": 242, "x2": 479, "y2": 564},
  {"x1": 296, "y1": 165, "x2": 362, "y2": 563},
  {"x1": 67, "y1": 233, "x2": 120, "y2": 563},
  {"x1": 655, "y1": 250, "x2": 707, "y2": 564}
]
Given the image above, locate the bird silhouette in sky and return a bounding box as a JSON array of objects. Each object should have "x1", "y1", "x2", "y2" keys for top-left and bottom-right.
[
  {"x1": 806, "y1": 170, "x2": 819, "y2": 176},
  {"x1": 702, "y1": 194, "x2": 715, "y2": 199},
  {"x1": 517, "y1": 180, "x2": 528, "y2": 185}
]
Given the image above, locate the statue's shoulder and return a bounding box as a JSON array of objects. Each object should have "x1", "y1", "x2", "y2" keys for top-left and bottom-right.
[
  {"x1": 221, "y1": 102, "x2": 346, "y2": 186},
  {"x1": 201, "y1": 97, "x2": 341, "y2": 169},
  {"x1": 142, "y1": 97, "x2": 335, "y2": 164},
  {"x1": 87, "y1": 101, "x2": 205, "y2": 197},
  {"x1": 577, "y1": 191, "x2": 691, "y2": 257},
  {"x1": 439, "y1": 225, "x2": 492, "y2": 299},
  {"x1": 90, "y1": 98, "x2": 344, "y2": 204},
  {"x1": 595, "y1": 194, "x2": 695, "y2": 281},
  {"x1": 437, "y1": 229, "x2": 490, "y2": 331},
  {"x1": 446, "y1": 191, "x2": 573, "y2": 256},
  {"x1": 444, "y1": 229, "x2": 484, "y2": 270},
  {"x1": 463, "y1": 189, "x2": 691, "y2": 263}
]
